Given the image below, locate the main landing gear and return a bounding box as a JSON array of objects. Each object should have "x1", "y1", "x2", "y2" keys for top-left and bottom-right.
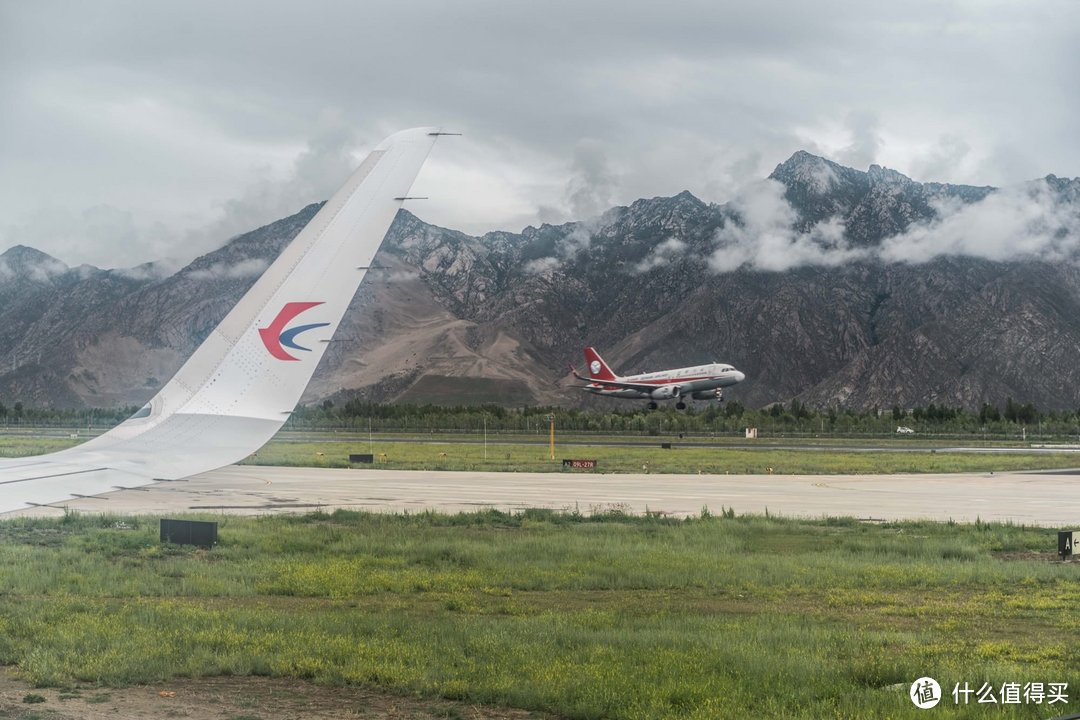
[
  {"x1": 675, "y1": 402, "x2": 687, "y2": 410},
  {"x1": 647, "y1": 401, "x2": 658, "y2": 410}
]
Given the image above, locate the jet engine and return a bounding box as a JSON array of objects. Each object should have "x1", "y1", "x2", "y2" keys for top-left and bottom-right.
[
  {"x1": 650, "y1": 385, "x2": 681, "y2": 400},
  {"x1": 692, "y1": 389, "x2": 724, "y2": 401}
]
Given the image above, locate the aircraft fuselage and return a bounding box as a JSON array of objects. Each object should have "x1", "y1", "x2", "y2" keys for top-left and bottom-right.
[
  {"x1": 572, "y1": 348, "x2": 746, "y2": 405},
  {"x1": 584, "y1": 363, "x2": 745, "y2": 399}
]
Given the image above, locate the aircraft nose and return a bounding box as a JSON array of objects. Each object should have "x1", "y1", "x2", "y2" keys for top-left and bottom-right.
[{"x1": 733, "y1": 370, "x2": 746, "y2": 383}]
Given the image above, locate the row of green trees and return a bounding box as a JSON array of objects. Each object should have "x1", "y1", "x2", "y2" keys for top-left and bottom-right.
[
  {"x1": 282, "y1": 397, "x2": 1080, "y2": 439},
  {"x1": 0, "y1": 402, "x2": 136, "y2": 427},
  {"x1": 2, "y1": 397, "x2": 1079, "y2": 439}
]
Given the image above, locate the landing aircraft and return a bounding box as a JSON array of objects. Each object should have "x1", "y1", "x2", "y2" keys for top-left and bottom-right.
[
  {"x1": 0, "y1": 127, "x2": 445, "y2": 515},
  {"x1": 570, "y1": 347, "x2": 745, "y2": 410}
]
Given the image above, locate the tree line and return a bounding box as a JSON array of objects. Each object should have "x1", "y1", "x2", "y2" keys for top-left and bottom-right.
[
  {"x1": 286, "y1": 397, "x2": 1080, "y2": 438},
  {"x1": 1, "y1": 397, "x2": 1078, "y2": 439}
]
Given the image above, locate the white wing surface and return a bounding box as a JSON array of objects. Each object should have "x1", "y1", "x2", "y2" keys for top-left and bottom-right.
[{"x1": 0, "y1": 127, "x2": 443, "y2": 514}]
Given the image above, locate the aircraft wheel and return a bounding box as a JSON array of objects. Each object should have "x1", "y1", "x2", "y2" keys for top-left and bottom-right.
[
  {"x1": 675, "y1": 402, "x2": 687, "y2": 410},
  {"x1": 647, "y1": 402, "x2": 658, "y2": 410}
]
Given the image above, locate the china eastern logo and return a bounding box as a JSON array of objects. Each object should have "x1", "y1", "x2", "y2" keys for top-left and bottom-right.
[{"x1": 258, "y1": 302, "x2": 330, "y2": 361}]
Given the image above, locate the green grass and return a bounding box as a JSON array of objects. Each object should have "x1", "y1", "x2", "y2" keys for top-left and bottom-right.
[
  {"x1": 242, "y1": 438, "x2": 1080, "y2": 475},
  {"x1": 3, "y1": 431, "x2": 1078, "y2": 475},
  {"x1": 0, "y1": 436, "x2": 80, "y2": 458},
  {"x1": 0, "y1": 509, "x2": 1076, "y2": 718}
]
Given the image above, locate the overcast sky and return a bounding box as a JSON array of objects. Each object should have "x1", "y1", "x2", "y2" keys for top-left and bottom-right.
[{"x1": 1, "y1": 0, "x2": 1077, "y2": 268}]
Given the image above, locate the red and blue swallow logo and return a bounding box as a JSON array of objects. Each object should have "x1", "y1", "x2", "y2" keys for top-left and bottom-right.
[{"x1": 258, "y1": 302, "x2": 330, "y2": 361}]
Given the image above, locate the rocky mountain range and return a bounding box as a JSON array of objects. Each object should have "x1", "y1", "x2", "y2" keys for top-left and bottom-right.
[{"x1": 2, "y1": 151, "x2": 1079, "y2": 411}]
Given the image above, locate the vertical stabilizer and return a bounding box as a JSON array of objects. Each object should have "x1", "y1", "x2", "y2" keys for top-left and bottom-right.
[{"x1": 583, "y1": 347, "x2": 618, "y2": 381}]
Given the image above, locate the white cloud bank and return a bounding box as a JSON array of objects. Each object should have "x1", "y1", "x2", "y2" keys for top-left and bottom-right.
[
  {"x1": 187, "y1": 258, "x2": 269, "y2": 281},
  {"x1": 709, "y1": 180, "x2": 867, "y2": 272},
  {"x1": 636, "y1": 237, "x2": 688, "y2": 272},
  {"x1": 879, "y1": 181, "x2": 1080, "y2": 264},
  {"x1": 707, "y1": 177, "x2": 1080, "y2": 273},
  {"x1": 0, "y1": 254, "x2": 68, "y2": 283}
]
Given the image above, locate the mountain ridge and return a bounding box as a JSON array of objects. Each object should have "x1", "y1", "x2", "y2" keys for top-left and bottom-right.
[{"x1": 2, "y1": 150, "x2": 1079, "y2": 411}]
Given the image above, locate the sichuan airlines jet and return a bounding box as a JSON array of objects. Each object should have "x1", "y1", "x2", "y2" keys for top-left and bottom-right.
[
  {"x1": 571, "y1": 347, "x2": 745, "y2": 410},
  {"x1": 0, "y1": 127, "x2": 445, "y2": 515}
]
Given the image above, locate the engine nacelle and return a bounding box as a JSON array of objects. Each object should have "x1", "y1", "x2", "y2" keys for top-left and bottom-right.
[
  {"x1": 650, "y1": 385, "x2": 680, "y2": 400},
  {"x1": 692, "y1": 389, "x2": 723, "y2": 401}
]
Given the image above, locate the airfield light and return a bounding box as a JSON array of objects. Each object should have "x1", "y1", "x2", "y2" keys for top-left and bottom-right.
[{"x1": 548, "y1": 413, "x2": 556, "y2": 461}]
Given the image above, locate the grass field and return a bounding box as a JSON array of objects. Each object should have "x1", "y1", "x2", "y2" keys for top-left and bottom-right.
[
  {"x1": 0, "y1": 509, "x2": 1076, "y2": 719},
  {"x1": 3, "y1": 431, "x2": 1079, "y2": 475},
  {"x1": 242, "y1": 438, "x2": 1080, "y2": 475}
]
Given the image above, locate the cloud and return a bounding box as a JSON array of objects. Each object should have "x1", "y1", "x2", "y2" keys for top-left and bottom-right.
[
  {"x1": 0, "y1": 111, "x2": 363, "y2": 269},
  {"x1": 2, "y1": 204, "x2": 137, "y2": 267},
  {"x1": 0, "y1": 254, "x2": 69, "y2": 283},
  {"x1": 6, "y1": 2, "x2": 1080, "y2": 272},
  {"x1": 527, "y1": 137, "x2": 622, "y2": 238},
  {"x1": 709, "y1": 179, "x2": 868, "y2": 272},
  {"x1": 112, "y1": 259, "x2": 182, "y2": 281},
  {"x1": 704, "y1": 175, "x2": 1080, "y2": 273},
  {"x1": 382, "y1": 269, "x2": 421, "y2": 282},
  {"x1": 186, "y1": 257, "x2": 269, "y2": 281},
  {"x1": 879, "y1": 180, "x2": 1080, "y2": 264},
  {"x1": 522, "y1": 216, "x2": 605, "y2": 274},
  {"x1": 834, "y1": 111, "x2": 881, "y2": 170},
  {"x1": 3, "y1": 0, "x2": 1079, "y2": 275},
  {"x1": 635, "y1": 237, "x2": 688, "y2": 272},
  {"x1": 188, "y1": 109, "x2": 361, "y2": 251},
  {"x1": 565, "y1": 139, "x2": 620, "y2": 222},
  {"x1": 909, "y1": 134, "x2": 972, "y2": 183},
  {"x1": 523, "y1": 256, "x2": 561, "y2": 275}
]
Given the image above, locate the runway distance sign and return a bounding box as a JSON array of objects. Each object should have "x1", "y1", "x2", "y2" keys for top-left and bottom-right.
[
  {"x1": 1060, "y1": 530, "x2": 1076, "y2": 559},
  {"x1": 562, "y1": 459, "x2": 598, "y2": 470}
]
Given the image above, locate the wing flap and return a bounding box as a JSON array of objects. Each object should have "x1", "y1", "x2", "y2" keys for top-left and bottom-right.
[
  {"x1": 0, "y1": 464, "x2": 154, "y2": 514},
  {"x1": 582, "y1": 378, "x2": 662, "y2": 392}
]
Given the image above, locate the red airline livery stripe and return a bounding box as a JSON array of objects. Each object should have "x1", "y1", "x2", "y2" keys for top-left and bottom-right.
[{"x1": 590, "y1": 375, "x2": 717, "y2": 387}]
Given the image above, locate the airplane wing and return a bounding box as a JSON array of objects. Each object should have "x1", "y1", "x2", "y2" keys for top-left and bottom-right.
[
  {"x1": 0, "y1": 457, "x2": 155, "y2": 509},
  {"x1": 0, "y1": 127, "x2": 443, "y2": 515},
  {"x1": 577, "y1": 378, "x2": 667, "y2": 392}
]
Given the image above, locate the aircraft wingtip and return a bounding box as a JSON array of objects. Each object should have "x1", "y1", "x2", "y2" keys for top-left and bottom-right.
[{"x1": 375, "y1": 126, "x2": 446, "y2": 150}]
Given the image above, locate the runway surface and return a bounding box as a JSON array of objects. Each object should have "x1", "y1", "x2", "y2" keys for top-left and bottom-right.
[
  {"x1": 279, "y1": 434, "x2": 1080, "y2": 454},
  {"x1": 8, "y1": 465, "x2": 1080, "y2": 526}
]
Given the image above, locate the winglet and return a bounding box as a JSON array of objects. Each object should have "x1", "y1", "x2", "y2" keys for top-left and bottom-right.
[{"x1": 21, "y1": 127, "x2": 444, "y2": 493}]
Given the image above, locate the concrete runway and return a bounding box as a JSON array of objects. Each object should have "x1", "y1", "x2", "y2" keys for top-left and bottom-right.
[{"x1": 9, "y1": 465, "x2": 1080, "y2": 526}]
